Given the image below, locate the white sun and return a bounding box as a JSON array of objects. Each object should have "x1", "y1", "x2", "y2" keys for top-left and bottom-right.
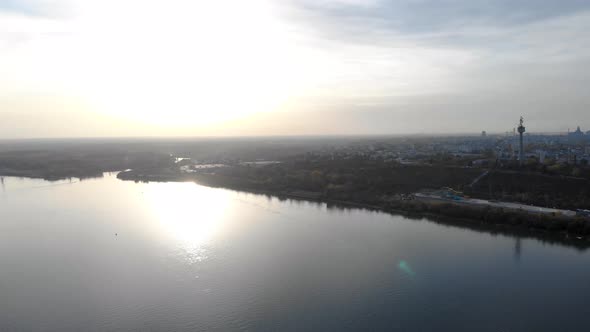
[{"x1": 46, "y1": 0, "x2": 308, "y2": 128}]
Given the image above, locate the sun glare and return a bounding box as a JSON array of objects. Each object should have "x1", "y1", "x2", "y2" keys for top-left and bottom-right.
[
  {"x1": 55, "y1": 0, "x2": 305, "y2": 128},
  {"x1": 143, "y1": 182, "x2": 232, "y2": 248}
]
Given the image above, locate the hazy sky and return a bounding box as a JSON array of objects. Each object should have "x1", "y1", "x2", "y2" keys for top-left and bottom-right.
[{"x1": 1, "y1": 0, "x2": 589, "y2": 138}]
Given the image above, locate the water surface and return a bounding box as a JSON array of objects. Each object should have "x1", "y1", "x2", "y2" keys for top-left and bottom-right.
[{"x1": 1, "y1": 174, "x2": 589, "y2": 331}]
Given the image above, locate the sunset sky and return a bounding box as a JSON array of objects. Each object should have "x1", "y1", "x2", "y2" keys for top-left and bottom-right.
[{"x1": 1, "y1": 0, "x2": 590, "y2": 138}]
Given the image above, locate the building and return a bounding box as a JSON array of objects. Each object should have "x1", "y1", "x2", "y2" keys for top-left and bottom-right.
[
  {"x1": 517, "y1": 117, "x2": 525, "y2": 165},
  {"x1": 568, "y1": 126, "x2": 585, "y2": 143},
  {"x1": 538, "y1": 150, "x2": 546, "y2": 163}
]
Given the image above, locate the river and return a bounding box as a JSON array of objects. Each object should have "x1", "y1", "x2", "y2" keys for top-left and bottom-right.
[{"x1": 1, "y1": 173, "x2": 589, "y2": 331}]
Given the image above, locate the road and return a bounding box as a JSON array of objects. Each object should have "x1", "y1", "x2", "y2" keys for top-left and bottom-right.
[{"x1": 415, "y1": 193, "x2": 576, "y2": 217}]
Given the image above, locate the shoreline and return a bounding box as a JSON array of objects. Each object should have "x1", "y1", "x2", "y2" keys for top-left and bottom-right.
[
  {"x1": 3, "y1": 170, "x2": 588, "y2": 249},
  {"x1": 116, "y1": 171, "x2": 590, "y2": 247}
]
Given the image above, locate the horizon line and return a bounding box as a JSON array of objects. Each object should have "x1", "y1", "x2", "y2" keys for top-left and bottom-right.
[{"x1": 0, "y1": 131, "x2": 576, "y2": 142}]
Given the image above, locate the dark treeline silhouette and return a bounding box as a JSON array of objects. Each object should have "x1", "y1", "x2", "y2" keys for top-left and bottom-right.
[
  {"x1": 119, "y1": 156, "x2": 590, "y2": 238},
  {"x1": 467, "y1": 170, "x2": 590, "y2": 210}
]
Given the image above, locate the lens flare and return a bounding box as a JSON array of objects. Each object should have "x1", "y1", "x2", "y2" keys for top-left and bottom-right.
[{"x1": 398, "y1": 260, "x2": 416, "y2": 277}]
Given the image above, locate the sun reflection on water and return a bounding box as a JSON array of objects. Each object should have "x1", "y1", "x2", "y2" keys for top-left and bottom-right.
[{"x1": 143, "y1": 182, "x2": 232, "y2": 260}]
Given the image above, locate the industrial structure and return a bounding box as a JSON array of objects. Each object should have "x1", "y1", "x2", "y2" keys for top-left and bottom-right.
[{"x1": 517, "y1": 116, "x2": 525, "y2": 165}]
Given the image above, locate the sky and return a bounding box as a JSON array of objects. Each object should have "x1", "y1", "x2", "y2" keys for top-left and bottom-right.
[{"x1": 1, "y1": 0, "x2": 589, "y2": 138}]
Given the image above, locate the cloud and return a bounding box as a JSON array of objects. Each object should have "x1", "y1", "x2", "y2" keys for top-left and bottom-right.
[
  {"x1": 268, "y1": 0, "x2": 590, "y2": 131},
  {"x1": 0, "y1": 0, "x2": 67, "y2": 16},
  {"x1": 286, "y1": 0, "x2": 590, "y2": 34},
  {"x1": 1, "y1": 0, "x2": 589, "y2": 137},
  {"x1": 0, "y1": 0, "x2": 39, "y2": 15}
]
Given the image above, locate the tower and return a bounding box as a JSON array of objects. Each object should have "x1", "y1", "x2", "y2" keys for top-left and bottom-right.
[{"x1": 517, "y1": 116, "x2": 525, "y2": 165}]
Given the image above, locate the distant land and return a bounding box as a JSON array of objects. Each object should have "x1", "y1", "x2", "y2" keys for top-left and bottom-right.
[{"x1": 2, "y1": 133, "x2": 590, "y2": 238}]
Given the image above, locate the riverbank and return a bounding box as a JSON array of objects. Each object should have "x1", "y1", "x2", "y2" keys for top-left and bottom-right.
[{"x1": 117, "y1": 170, "x2": 590, "y2": 242}]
